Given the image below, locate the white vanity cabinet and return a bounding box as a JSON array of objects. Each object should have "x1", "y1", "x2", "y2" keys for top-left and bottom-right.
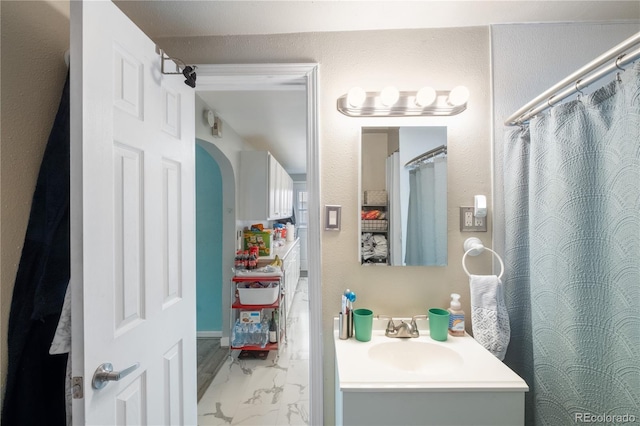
[
  {"x1": 240, "y1": 151, "x2": 293, "y2": 221},
  {"x1": 336, "y1": 385, "x2": 524, "y2": 426},
  {"x1": 282, "y1": 240, "x2": 300, "y2": 313},
  {"x1": 334, "y1": 319, "x2": 528, "y2": 426}
]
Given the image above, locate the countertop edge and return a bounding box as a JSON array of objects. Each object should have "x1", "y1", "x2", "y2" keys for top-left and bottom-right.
[
  {"x1": 271, "y1": 238, "x2": 299, "y2": 259},
  {"x1": 334, "y1": 318, "x2": 530, "y2": 393},
  {"x1": 339, "y1": 383, "x2": 529, "y2": 392},
  {"x1": 254, "y1": 238, "x2": 299, "y2": 263}
]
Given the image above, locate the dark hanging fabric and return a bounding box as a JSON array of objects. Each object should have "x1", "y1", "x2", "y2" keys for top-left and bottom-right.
[{"x1": 2, "y1": 72, "x2": 70, "y2": 425}]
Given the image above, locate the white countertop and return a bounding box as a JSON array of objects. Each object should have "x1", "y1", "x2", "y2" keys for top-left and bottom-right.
[
  {"x1": 334, "y1": 318, "x2": 529, "y2": 392},
  {"x1": 269, "y1": 237, "x2": 299, "y2": 260}
]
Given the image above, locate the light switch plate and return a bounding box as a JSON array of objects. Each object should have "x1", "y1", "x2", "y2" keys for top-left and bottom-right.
[{"x1": 460, "y1": 206, "x2": 487, "y2": 232}]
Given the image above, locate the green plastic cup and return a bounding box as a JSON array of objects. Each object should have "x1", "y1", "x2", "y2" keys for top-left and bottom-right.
[
  {"x1": 428, "y1": 308, "x2": 450, "y2": 341},
  {"x1": 353, "y1": 308, "x2": 374, "y2": 342}
]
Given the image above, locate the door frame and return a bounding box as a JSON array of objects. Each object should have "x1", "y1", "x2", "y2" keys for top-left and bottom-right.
[{"x1": 195, "y1": 63, "x2": 322, "y2": 425}]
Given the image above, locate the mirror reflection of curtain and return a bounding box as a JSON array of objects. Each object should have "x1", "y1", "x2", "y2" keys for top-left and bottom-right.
[
  {"x1": 386, "y1": 152, "x2": 402, "y2": 265},
  {"x1": 405, "y1": 156, "x2": 447, "y2": 266}
]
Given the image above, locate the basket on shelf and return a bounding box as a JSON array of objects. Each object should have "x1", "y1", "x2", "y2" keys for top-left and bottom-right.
[
  {"x1": 364, "y1": 190, "x2": 387, "y2": 205},
  {"x1": 236, "y1": 281, "x2": 280, "y2": 305},
  {"x1": 361, "y1": 219, "x2": 388, "y2": 231}
]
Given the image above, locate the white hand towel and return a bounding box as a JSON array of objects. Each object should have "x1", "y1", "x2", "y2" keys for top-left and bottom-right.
[{"x1": 469, "y1": 274, "x2": 510, "y2": 360}]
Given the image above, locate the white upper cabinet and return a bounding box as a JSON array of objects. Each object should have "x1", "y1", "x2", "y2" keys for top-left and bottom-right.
[
  {"x1": 268, "y1": 154, "x2": 280, "y2": 218},
  {"x1": 240, "y1": 151, "x2": 293, "y2": 221}
]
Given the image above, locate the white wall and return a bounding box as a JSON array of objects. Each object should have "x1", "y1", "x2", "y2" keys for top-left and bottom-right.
[
  {"x1": 159, "y1": 26, "x2": 493, "y2": 422},
  {"x1": 195, "y1": 95, "x2": 254, "y2": 193},
  {"x1": 491, "y1": 22, "x2": 640, "y2": 262},
  {"x1": 360, "y1": 132, "x2": 387, "y2": 192},
  {"x1": 195, "y1": 94, "x2": 261, "y2": 342}
]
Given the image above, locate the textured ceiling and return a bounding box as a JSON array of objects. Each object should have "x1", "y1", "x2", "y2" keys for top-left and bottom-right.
[{"x1": 115, "y1": 1, "x2": 639, "y2": 38}]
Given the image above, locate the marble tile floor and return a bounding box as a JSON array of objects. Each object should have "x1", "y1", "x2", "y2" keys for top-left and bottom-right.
[{"x1": 198, "y1": 277, "x2": 310, "y2": 426}]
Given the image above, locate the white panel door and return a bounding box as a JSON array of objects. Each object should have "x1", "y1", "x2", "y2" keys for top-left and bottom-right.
[{"x1": 70, "y1": 1, "x2": 196, "y2": 424}]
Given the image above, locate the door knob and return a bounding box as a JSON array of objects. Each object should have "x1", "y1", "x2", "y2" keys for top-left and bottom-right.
[{"x1": 92, "y1": 362, "x2": 140, "y2": 389}]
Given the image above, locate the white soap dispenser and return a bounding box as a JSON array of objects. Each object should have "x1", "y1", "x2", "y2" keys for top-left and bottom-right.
[{"x1": 448, "y1": 293, "x2": 465, "y2": 336}]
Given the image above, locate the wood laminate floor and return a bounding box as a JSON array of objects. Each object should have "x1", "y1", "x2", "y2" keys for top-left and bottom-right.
[{"x1": 198, "y1": 337, "x2": 229, "y2": 402}]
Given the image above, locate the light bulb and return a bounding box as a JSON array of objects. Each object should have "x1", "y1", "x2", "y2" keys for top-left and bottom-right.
[
  {"x1": 347, "y1": 87, "x2": 366, "y2": 108},
  {"x1": 380, "y1": 86, "x2": 400, "y2": 106},
  {"x1": 448, "y1": 86, "x2": 469, "y2": 106},
  {"x1": 415, "y1": 87, "x2": 436, "y2": 107}
]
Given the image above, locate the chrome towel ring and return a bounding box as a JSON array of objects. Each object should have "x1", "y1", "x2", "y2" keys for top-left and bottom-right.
[{"x1": 462, "y1": 237, "x2": 504, "y2": 279}]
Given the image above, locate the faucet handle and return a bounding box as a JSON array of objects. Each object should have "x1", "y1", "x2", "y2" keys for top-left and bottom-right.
[
  {"x1": 410, "y1": 314, "x2": 428, "y2": 330},
  {"x1": 376, "y1": 315, "x2": 397, "y2": 335}
]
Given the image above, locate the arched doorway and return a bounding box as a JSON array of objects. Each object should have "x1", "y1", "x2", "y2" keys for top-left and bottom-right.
[{"x1": 195, "y1": 139, "x2": 237, "y2": 399}]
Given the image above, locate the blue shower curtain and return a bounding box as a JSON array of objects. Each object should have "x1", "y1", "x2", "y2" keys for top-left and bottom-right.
[
  {"x1": 503, "y1": 63, "x2": 640, "y2": 425},
  {"x1": 404, "y1": 156, "x2": 447, "y2": 266}
]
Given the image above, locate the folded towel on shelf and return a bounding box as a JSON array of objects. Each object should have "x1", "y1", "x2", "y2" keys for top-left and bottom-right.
[
  {"x1": 361, "y1": 233, "x2": 387, "y2": 260},
  {"x1": 469, "y1": 274, "x2": 510, "y2": 360}
]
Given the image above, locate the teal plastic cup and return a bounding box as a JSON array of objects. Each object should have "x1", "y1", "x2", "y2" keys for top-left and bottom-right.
[
  {"x1": 353, "y1": 308, "x2": 374, "y2": 342},
  {"x1": 428, "y1": 308, "x2": 450, "y2": 341}
]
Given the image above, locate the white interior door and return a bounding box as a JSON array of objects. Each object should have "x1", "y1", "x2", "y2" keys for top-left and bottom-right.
[{"x1": 70, "y1": 1, "x2": 196, "y2": 424}]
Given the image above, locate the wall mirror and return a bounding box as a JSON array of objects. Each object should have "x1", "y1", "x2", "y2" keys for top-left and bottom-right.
[{"x1": 360, "y1": 127, "x2": 447, "y2": 266}]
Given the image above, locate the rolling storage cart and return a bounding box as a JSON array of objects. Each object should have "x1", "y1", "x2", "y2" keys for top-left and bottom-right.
[{"x1": 230, "y1": 275, "x2": 286, "y2": 361}]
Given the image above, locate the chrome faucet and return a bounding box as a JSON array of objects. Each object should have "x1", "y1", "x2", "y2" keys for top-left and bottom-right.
[{"x1": 377, "y1": 315, "x2": 420, "y2": 338}]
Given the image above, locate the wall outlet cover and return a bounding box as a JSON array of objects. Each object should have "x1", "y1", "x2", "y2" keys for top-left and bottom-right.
[{"x1": 460, "y1": 206, "x2": 487, "y2": 232}]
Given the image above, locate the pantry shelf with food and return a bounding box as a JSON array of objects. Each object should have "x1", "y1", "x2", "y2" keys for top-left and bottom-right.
[{"x1": 240, "y1": 221, "x2": 301, "y2": 317}]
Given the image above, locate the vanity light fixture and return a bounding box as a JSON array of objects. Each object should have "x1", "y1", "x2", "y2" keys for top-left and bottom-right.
[
  {"x1": 415, "y1": 86, "x2": 437, "y2": 107},
  {"x1": 337, "y1": 85, "x2": 469, "y2": 117},
  {"x1": 447, "y1": 85, "x2": 470, "y2": 107},
  {"x1": 380, "y1": 86, "x2": 400, "y2": 106},
  {"x1": 347, "y1": 87, "x2": 367, "y2": 107}
]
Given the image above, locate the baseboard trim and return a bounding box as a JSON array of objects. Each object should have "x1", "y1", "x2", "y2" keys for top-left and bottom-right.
[
  {"x1": 220, "y1": 337, "x2": 230, "y2": 347},
  {"x1": 197, "y1": 331, "x2": 223, "y2": 338}
]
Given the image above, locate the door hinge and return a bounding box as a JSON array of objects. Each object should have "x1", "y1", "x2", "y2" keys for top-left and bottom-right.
[{"x1": 72, "y1": 376, "x2": 84, "y2": 399}]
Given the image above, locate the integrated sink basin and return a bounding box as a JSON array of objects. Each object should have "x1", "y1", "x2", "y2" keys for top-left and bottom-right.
[
  {"x1": 368, "y1": 340, "x2": 463, "y2": 375},
  {"x1": 334, "y1": 317, "x2": 529, "y2": 426}
]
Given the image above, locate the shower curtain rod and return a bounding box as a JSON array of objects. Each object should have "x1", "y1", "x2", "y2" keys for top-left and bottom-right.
[
  {"x1": 404, "y1": 144, "x2": 447, "y2": 167},
  {"x1": 505, "y1": 31, "x2": 640, "y2": 126}
]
